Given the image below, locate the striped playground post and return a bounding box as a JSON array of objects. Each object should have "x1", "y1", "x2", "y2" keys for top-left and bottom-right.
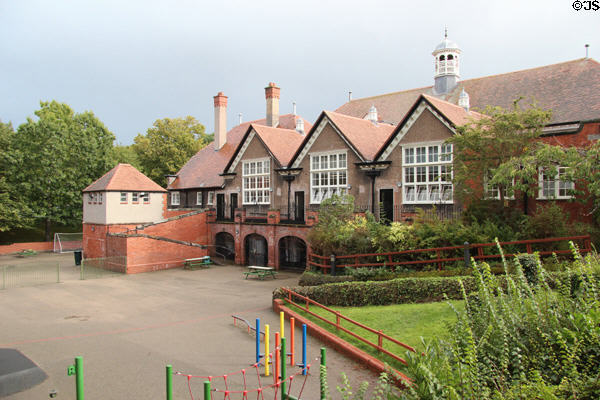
[
  {"x1": 256, "y1": 318, "x2": 261, "y2": 365},
  {"x1": 265, "y1": 324, "x2": 270, "y2": 377},
  {"x1": 166, "y1": 365, "x2": 173, "y2": 400},
  {"x1": 203, "y1": 381, "x2": 211, "y2": 400},
  {"x1": 280, "y1": 337, "x2": 287, "y2": 400},
  {"x1": 275, "y1": 332, "x2": 280, "y2": 384},
  {"x1": 320, "y1": 348, "x2": 327, "y2": 400},
  {"x1": 302, "y1": 324, "x2": 307, "y2": 375},
  {"x1": 280, "y1": 311, "x2": 285, "y2": 339},
  {"x1": 289, "y1": 317, "x2": 295, "y2": 366}
]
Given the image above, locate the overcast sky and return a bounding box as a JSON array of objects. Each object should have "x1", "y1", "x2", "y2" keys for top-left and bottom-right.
[{"x1": 1, "y1": 0, "x2": 598, "y2": 144}]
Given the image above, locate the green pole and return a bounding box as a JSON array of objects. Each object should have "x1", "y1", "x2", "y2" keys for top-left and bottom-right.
[
  {"x1": 204, "y1": 381, "x2": 211, "y2": 400},
  {"x1": 166, "y1": 365, "x2": 173, "y2": 400},
  {"x1": 75, "y1": 356, "x2": 84, "y2": 400},
  {"x1": 281, "y1": 337, "x2": 287, "y2": 400},
  {"x1": 320, "y1": 348, "x2": 326, "y2": 400}
]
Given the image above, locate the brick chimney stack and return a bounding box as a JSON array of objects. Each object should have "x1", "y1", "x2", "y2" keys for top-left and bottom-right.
[
  {"x1": 213, "y1": 92, "x2": 228, "y2": 150},
  {"x1": 265, "y1": 82, "x2": 280, "y2": 128}
]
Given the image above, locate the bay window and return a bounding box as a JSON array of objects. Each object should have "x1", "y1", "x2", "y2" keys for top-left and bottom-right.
[
  {"x1": 310, "y1": 151, "x2": 348, "y2": 203},
  {"x1": 403, "y1": 143, "x2": 453, "y2": 204}
]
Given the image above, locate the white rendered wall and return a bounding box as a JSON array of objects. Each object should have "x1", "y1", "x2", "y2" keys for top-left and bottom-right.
[
  {"x1": 83, "y1": 192, "x2": 164, "y2": 225},
  {"x1": 82, "y1": 194, "x2": 108, "y2": 224}
]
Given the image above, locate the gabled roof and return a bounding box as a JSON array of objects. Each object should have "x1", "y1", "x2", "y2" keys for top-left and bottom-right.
[
  {"x1": 336, "y1": 58, "x2": 600, "y2": 125},
  {"x1": 169, "y1": 114, "x2": 312, "y2": 190},
  {"x1": 83, "y1": 163, "x2": 166, "y2": 192},
  {"x1": 288, "y1": 110, "x2": 396, "y2": 168},
  {"x1": 226, "y1": 125, "x2": 305, "y2": 173},
  {"x1": 374, "y1": 94, "x2": 483, "y2": 161}
]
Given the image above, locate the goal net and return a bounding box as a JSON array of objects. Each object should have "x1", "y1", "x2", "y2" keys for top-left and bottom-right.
[{"x1": 53, "y1": 232, "x2": 83, "y2": 253}]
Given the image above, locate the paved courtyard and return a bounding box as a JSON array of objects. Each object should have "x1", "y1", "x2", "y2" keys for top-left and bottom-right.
[{"x1": 0, "y1": 253, "x2": 379, "y2": 399}]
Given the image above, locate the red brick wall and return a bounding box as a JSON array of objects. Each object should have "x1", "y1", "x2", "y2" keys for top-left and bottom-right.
[
  {"x1": 83, "y1": 223, "x2": 138, "y2": 259},
  {"x1": 0, "y1": 242, "x2": 54, "y2": 255},
  {"x1": 210, "y1": 222, "x2": 311, "y2": 269},
  {"x1": 137, "y1": 212, "x2": 208, "y2": 244},
  {"x1": 124, "y1": 236, "x2": 207, "y2": 274}
]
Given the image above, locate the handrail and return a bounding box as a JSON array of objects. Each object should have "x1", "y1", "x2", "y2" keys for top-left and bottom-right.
[
  {"x1": 308, "y1": 234, "x2": 592, "y2": 272},
  {"x1": 280, "y1": 287, "x2": 415, "y2": 367}
]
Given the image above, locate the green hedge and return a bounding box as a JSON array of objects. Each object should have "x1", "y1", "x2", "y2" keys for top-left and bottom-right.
[{"x1": 277, "y1": 271, "x2": 600, "y2": 306}]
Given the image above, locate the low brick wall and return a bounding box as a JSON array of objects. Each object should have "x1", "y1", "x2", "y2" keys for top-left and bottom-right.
[{"x1": 0, "y1": 242, "x2": 54, "y2": 255}]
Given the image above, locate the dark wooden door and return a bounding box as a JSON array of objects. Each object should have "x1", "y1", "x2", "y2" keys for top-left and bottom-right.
[
  {"x1": 379, "y1": 189, "x2": 394, "y2": 224},
  {"x1": 246, "y1": 234, "x2": 268, "y2": 266},
  {"x1": 230, "y1": 193, "x2": 238, "y2": 220},
  {"x1": 294, "y1": 191, "x2": 305, "y2": 223},
  {"x1": 216, "y1": 193, "x2": 225, "y2": 220}
]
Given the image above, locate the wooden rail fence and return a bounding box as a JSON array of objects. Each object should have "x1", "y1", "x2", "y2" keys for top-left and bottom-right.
[
  {"x1": 308, "y1": 235, "x2": 592, "y2": 273},
  {"x1": 280, "y1": 287, "x2": 415, "y2": 373}
]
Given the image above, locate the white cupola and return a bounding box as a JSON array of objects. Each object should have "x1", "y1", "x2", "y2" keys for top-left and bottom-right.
[{"x1": 432, "y1": 29, "x2": 461, "y2": 95}]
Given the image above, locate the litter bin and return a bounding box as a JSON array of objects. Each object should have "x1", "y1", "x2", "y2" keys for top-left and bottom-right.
[{"x1": 74, "y1": 250, "x2": 82, "y2": 266}]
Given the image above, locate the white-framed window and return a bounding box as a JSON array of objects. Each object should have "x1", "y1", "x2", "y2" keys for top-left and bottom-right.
[
  {"x1": 403, "y1": 143, "x2": 453, "y2": 204},
  {"x1": 132, "y1": 192, "x2": 139, "y2": 203},
  {"x1": 196, "y1": 192, "x2": 202, "y2": 206},
  {"x1": 98, "y1": 192, "x2": 103, "y2": 204},
  {"x1": 310, "y1": 151, "x2": 348, "y2": 204},
  {"x1": 538, "y1": 167, "x2": 574, "y2": 199},
  {"x1": 484, "y1": 172, "x2": 514, "y2": 200},
  {"x1": 120, "y1": 192, "x2": 128, "y2": 203},
  {"x1": 171, "y1": 191, "x2": 180, "y2": 205},
  {"x1": 142, "y1": 192, "x2": 149, "y2": 204},
  {"x1": 242, "y1": 158, "x2": 271, "y2": 205},
  {"x1": 207, "y1": 191, "x2": 215, "y2": 206},
  {"x1": 88, "y1": 193, "x2": 93, "y2": 204}
]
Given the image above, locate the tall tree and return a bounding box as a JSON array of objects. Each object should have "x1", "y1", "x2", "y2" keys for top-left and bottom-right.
[
  {"x1": 11, "y1": 101, "x2": 115, "y2": 240},
  {"x1": 447, "y1": 99, "x2": 554, "y2": 205},
  {"x1": 132, "y1": 116, "x2": 210, "y2": 185},
  {"x1": 112, "y1": 143, "x2": 142, "y2": 170},
  {"x1": 0, "y1": 121, "x2": 32, "y2": 231}
]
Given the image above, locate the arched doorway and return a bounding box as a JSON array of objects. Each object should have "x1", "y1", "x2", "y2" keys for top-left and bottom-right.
[
  {"x1": 245, "y1": 234, "x2": 268, "y2": 266},
  {"x1": 278, "y1": 236, "x2": 307, "y2": 271},
  {"x1": 215, "y1": 232, "x2": 235, "y2": 261}
]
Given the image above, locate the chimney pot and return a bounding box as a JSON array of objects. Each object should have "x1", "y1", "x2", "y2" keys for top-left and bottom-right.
[
  {"x1": 265, "y1": 82, "x2": 280, "y2": 127},
  {"x1": 214, "y1": 92, "x2": 228, "y2": 150}
]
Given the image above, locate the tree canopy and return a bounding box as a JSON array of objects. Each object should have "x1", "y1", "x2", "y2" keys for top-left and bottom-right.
[
  {"x1": 132, "y1": 116, "x2": 211, "y2": 186},
  {"x1": 447, "y1": 99, "x2": 556, "y2": 204},
  {"x1": 9, "y1": 101, "x2": 115, "y2": 240}
]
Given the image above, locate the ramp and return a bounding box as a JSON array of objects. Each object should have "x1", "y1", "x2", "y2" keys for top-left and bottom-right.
[{"x1": 0, "y1": 348, "x2": 47, "y2": 397}]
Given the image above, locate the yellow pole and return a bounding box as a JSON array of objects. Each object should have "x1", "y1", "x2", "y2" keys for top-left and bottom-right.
[
  {"x1": 265, "y1": 324, "x2": 270, "y2": 376},
  {"x1": 280, "y1": 311, "x2": 285, "y2": 339}
]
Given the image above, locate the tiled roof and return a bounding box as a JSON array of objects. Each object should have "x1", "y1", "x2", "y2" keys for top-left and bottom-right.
[
  {"x1": 336, "y1": 58, "x2": 600, "y2": 125},
  {"x1": 251, "y1": 125, "x2": 306, "y2": 167},
  {"x1": 422, "y1": 94, "x2": 484, "y2": 126},
  {"x1": 83, "y1": 163, "x2": 166, "y2": 192},
  {"x1": 324, "y1": 111, "x2": 396, "y2": 161},
  {"x1": 169, "y1": 114, "x2": 312, "y2": 190}
]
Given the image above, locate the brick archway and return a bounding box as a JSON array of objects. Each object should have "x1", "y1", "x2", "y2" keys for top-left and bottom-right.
[
  {"x1": 244, "y1": 233, "x2": 268, "y2": 266},
  {"x1": 278, "y1": 236, "x2": 307, "y2": 271}
]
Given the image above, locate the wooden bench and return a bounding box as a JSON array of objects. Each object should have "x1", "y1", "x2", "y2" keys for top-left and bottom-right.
[
  {"x1": 243, "y1": 266, "x2": 277, "y2": 280},
  {"x1": 184, "y1": 256, "x2": 212, "y2": 270}
]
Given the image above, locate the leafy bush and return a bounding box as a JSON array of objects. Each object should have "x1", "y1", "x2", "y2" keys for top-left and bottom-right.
[{"x1": 397, "y1": 244, "x2": 600, "y2": 400}]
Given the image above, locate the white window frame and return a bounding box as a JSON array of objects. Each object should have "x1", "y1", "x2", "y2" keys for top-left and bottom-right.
[
  {"x1": 98, "y1": 192, "x2": 103, "y2": 204},
  {"x1": 171, "y1": 191, "x2": 180, "y2": 206},
  {"x1": 207, "y1": 191, "x2": 215, "y2": 206},
  {"x1": 242, "y1": 158, "x2": 271, "y2": 205},
  {"x1": 132, "y1": 192, "x2": 139, "y2": 203},
  {"x1": 196, "y1": 192, "x2": 202, "y2": 206},
  {"x1": 538, "y1": 167, "x2": 574, "y2": 200},
  {"x1": 402, "y1": 142, "x2": 453, "y2": 204},
  {"x1": 120, "y1": 192, "x2": 128, "y2": 203},
  {"x1": 142, "y1": 192, "x2": 149, "y2": 204},
  {"x1": 310, "y1": 150, "x2": 348, "y2": 204},
  {"x1": 484, "y1": 172, "x2": 515, "y2": 200}
]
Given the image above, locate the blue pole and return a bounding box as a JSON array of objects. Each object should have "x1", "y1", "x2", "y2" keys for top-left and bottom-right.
[
  {"x1": 302, "y1": 323, "x2": 307, "y2": 376},
  {"x1": 256, "y1": 318, "x2": 261, "y2": 365}
]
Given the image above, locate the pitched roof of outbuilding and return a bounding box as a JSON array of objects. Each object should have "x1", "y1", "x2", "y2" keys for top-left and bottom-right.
[
  {"x1": 83, "y1": 163, "x2": 166, "y2": 192},
  {"x1": 336, "y1": 58, "x2": 600, "y2": 125},
  {"x1": 169, "y1": 114, "x2": 312, "y2": 190}
]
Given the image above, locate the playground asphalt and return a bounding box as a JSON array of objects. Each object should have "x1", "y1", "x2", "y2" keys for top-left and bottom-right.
[{"x1": 0, "y1": 253, "x2": 380, "y2": 399}]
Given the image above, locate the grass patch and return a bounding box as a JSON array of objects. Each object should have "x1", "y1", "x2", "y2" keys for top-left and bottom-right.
[{"x1": 286, "y1": 299, "x2": 463, "y2": 370}]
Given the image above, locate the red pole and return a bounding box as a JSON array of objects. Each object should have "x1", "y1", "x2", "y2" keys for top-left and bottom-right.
[
  {"x1": 290, "y1": 317, "x2": 295, "y2": 366},
  {"x1": 275, "y1": 332, "x2": 280, "y2": 384}
]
